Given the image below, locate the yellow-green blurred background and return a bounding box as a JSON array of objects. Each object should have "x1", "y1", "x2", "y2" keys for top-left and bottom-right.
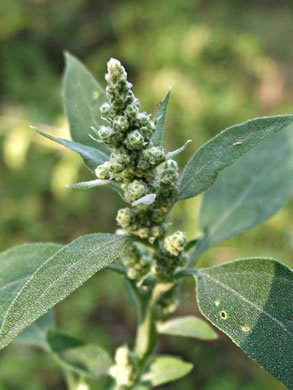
[{"x1": 1, "y1": 0, "x2": 293, "y2": 389}]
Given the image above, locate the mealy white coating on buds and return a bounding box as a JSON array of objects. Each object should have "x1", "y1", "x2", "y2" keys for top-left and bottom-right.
[
  {"x1": 109, "y1": 345, "x2": 137, "y2": 387},
  {"x1": 164, "y1": 231, "x2": 187, "y2": 256}
]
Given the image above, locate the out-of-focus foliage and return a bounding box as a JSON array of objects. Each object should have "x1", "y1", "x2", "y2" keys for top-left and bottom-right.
[{"x1": 0, "y1": 0, "x2": 293, "y2": 389}]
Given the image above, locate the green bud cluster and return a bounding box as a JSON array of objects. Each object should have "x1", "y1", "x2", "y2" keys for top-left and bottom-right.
[
  {"x1": 109, "y1": 345, "x2": 138, "y2": 387},
  {"x1": 156, "y1": 285, "x2": 180, "y2": 318},
  {"x1": 121, "y1": 243, "x2": 150, "y2": 282},
  {"x1": 151, "y1": 231, "x2": 187, "y2": 280},
  {"x1": 95, "y1": 58, "x2": 165, "y2": 195},
  {"x1": 95, "y1": 59, "x2": 184, "y2": 282}
]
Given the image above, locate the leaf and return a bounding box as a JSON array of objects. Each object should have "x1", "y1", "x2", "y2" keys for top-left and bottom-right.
[
  {"x1": 66, "y1": 179, "x2": 111, "y2": 189},
  {"x1": 0, "y1": 234, "x2": 128, "y2": 350},
  {"x1": 190, "y1": 129, "x2": 293, "y2": 264},
  {"x1": 195, "y1": 258, "x2": 293, "y2": 389},
  {"x1": 166, "y1": 139, "x2": 192, "y2": 160},
  {"x1": 47, "y1": 330, "x2": 112, "y2": 377},
  {"x1": 178, "y1": 115, "x2": 293, "y2": 200},
  {"x1": 157, "y1": 315, "x2": 218, "y2": 340},
  {"x1": 142, "y1": 355, "x2": 193, "y2": 387},
  {"x1": 15, "y1": 311, "x2": 54, "y2": 349},
  {"x1": 32, "y1": 126, "x2": 109, "y2": 171},
  {"x1": 0, "y1": 243, "x2": 62, "y2": 322},
  {"x1": 63, "y1": 52, "x2": 109, "y2": 152},
  {"x1": 151, "y1": 88, "x2": 171, "y2": 146},
  {"x1": 132, "y1": 193, "x2": 156, "y2": 206}
]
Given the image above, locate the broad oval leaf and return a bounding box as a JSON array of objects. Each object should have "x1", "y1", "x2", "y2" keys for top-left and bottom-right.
[
  {"x1": 178, "y1": 115, "x2": 293, "y2": 200},
  {"x1": 15, "y1": 311, "x2": 54, "y2": 349},
  {"x1": 157, "y1": 315, "x2": 218, "y2": 340},
  {"x1": 63, "y1": 52, "x2": 109, "y2": 152},
  {"x1": 142, "y1": 355, "x2": 193, "y2": 387},
  {"x1": 32, "y1": 126, "x2": 109, "y2": 171},
  {"x1": 151, "y1": 88, "x2": 171, "y2": 146},
  {"x1": 0, "y1": 234, "x2": 128, "y2": 350},
  {"x1": 47, "y1": 330, "x2": 112, "y2": 377},
  {"x1": 190, "y1": 129, "x2": 293, "y2": 264},
  {"x1": 195, "y1": 258, "x2": 293, "y2": 389}
]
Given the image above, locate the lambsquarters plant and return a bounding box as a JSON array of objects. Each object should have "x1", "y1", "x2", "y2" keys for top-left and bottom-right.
[{"x1": 1, "y1": 54, "x2": 293, "y2": 390}]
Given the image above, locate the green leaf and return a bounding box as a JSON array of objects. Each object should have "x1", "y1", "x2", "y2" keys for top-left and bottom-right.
[
  {"x1": 63, "y1": 52, "x2": 109, "y2": 151},
  {"x1": 132, "y1": 193, "x2": 156, "y2": 206},
  {"x1": 195, "y1": 258, "x2": 293, "y2": 389},
  {"x1": 0, "y1": 243, "x2": 62, "y2": 322},
  {"x1": 157, "y1": 315, "x2": 218, "y2": 340},
  {"x1": 15, "y1": 311, "x2": 54, "y2": 349},
  {"x1": 66, "y1": 179, "x2": 111, "y2": 189},
  {"x1": 166, "y1": 139, "x2": 192, "y2": 160},
  {"x1": 32, "y1": 126, "x2": 109, "y2": 171},
  {"x1": 47, "y1": 330, "x2": 112, "y2": 377},
  {"x1": 142, "y1": 355, "x2": 193, "y2": 386},
  {"x1": 151, "y1": 88, "x2": 171, "y2": 146},
  {"x1": 190, "y1": 129, "x2": 293, "y2": 264},
  {"x1": 178, "y1": 115, "x2": 293, "y2": 200},
  {"x1": 0, "y1": 234, "x2": 128, "y2": 350}
]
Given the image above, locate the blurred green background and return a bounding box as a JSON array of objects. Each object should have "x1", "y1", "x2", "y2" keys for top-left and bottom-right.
[{"x1": 1, "y1": 0, "x2": 293, "y2": 389}]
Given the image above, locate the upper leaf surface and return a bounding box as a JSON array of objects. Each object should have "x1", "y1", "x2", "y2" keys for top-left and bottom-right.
[
  {"x1": 142, "y1": 355, "x2": 193, "y2": 386},
  {"x1": 63, "y1": 52, "x2": 109, "y2": 152},
  {"x1": 47, "y1": 330, "x2": 112, "y2": 377},
  {"x1": 0, "y1": 234, "x2": 128, "y2": 350},
  {"x1": 0, "y1": 243, "x2": 62, "y2": 322},
  {"x1": 151, "y1": 88, "x2": 171, "y2": 146},
  {"x1": 33, "y1": 126, "x2": 109, "y2": 171},
  {"x1": 178, "y1": 115, "x2": 293, "y2": 200},
  {"x1": 157, "y1": 315, "x2": 218, "y2": 340},
  {"x1": 190, "y1": 128, "x2": 293, "y2": 264},
  {"x1": 195, "y1": 258, "x2": 293, "y2": 389}
]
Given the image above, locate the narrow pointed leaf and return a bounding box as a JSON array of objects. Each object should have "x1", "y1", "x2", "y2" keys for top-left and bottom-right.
[
  {"x1": 0, "y1": 234, "x2": 128, "y2": 350},
  {"x1": 47, "y1": 330, "x2": 112, "y2": 377},
  {"x1": 63, "y1": 52, "x2": 109, "y2": 151},
  {"x1": 132, "y1": 193, "x2": 156, "y2": 206},
  {"x1": 15, "y1": 311, "x2": 54, "y2": 349},
  {"x1": 166, "y1": 139, "x2": 192, "y2": 160},
  {"x1": 190, "y1": 129, "x2": 293, "y2": 264},
  {"x1": 157, "y1": 315, "x2": 218, "y2": 340},
  {"x1": 142, "y1": 355, "x2": 193, "y2": 386},
  {"x1": 67, "y1": 179, "x2": 111, "y2": 189},
  {"x1": 195, "y1": 258, "x2": 293, "y2": 389},
  {"x1": 32, "y1": 126, "x2": 109, "y2": 171},
  {"x1": 178, "y1": 115, "x2": 293, "y2": 200},
  {"x1": 151, "y1": 88, "x2": 171, "y2": 146}
]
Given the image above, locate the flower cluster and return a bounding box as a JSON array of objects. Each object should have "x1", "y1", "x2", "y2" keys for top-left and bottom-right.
[
  {"x1": 109, "y1": 345, "x2": 138, "y2": 387},
  {"x1": 121, "y1": 242, "x2": 150, "y2": 282},
  {"x1": 152, "y1": 231, "x2": 187, "y2": 280},
  {"x1": 95, "y1": 58, "x2": 184, "y2": 282}
]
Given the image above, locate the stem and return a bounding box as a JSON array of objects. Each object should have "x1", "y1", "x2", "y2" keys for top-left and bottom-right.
[{"x1": 134, "y1": 282, "x2": 174, "y2": 368}]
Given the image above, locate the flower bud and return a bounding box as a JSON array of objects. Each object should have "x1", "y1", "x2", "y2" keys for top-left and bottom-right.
[
  {"x1": 106, "y1": 58, "x2": 127, "y2": 83},
  {"x1": 98, "y1": 126, "x2": 115, "y2": 143},
  {"x1": 116, "y1": 208, "x2": 135, "y2": 228},
  {"x1": 125, "y1": 130, "x2": 146, "y2": 150},
  {"x1": 100, "y1": 102, "x2": 111, "y2": 116},
  {"x1": 113, "y1": 115, "x2": 129, "y2": 132},
  {"x1": 125, "y1": 104, "x2": 138, "y2": 118},
  {"x1": 95, "y1": 161, "x2": 111, "y2": 180},
  {"x1": 138, "y1": 146, "x2": 165, "y2": 169},
  {"x1": 124, "y1": 180, "x2": 149, "y2": 203},
  {"x1": 164, "y1": 231, "x2": 187, "y2": 256}
]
